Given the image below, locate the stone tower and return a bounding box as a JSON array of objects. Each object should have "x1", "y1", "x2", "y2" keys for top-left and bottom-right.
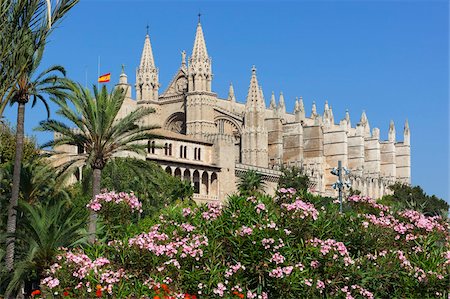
[
  {"x1": 242, "y1": 66, "x2": 268, "y2": 167},
  {"x1": 186, "y1": 19, "x2": 217, "y2": 139}
]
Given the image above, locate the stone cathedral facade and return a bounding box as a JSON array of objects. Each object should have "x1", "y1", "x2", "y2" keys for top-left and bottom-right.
[{"x1": 92, "y1": 20, "x2": 411, "y2": 202}]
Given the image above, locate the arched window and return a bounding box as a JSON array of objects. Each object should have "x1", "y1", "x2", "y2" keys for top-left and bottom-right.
[
  {"x1": 194, "y1": 148, "x2": 198, "y2": 160},
  {"x1": 164, "y1": 143, "x2": 168, "y2": 155},
  {"x1": 183, "y1": 146, "x2": 187, "y2": 158},
  {"x1": 198, "y1": 148, "x2": 201, "y2": 160},
  {"x1": 180, "y1": 145, "x2": 183, "y2": 158},
  {"x1": 168, "y1": 144, "x2": 172, "y2": 156},
  {"x1": 147, "y1": 141, "x2": 151, "y2": 153},
  {"x1": 151, "y1": 141, "x2": 156, "y2": 154}
]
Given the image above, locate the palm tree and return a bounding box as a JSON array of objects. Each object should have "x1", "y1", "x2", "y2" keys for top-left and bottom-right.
[
  {"x1": 3, "y1": 0, "x2": 78, "y2": 273},
  {"x1": 237, "y1": 170, "x2": 265, "y2": 196},
  {"x1": 5, "y1": 48, "x2": 69, "y2": 273},
  {"x1": 4, "y1": 200, "x2": 86, "y2": 297},
  {"x1": 37, "y1": 83, "x2": 159, "y2": 242},
  {"x1": 1, "y1": 0, "x2": 79, "y2": 117}
]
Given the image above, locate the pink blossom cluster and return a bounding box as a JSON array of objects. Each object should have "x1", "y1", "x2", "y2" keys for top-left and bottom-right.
[
  {"x1": 270, "y1": 252, "x2": 285, "y2": 264},
  {"x1": 213, "y1": 282, "x2": 226, "y2": 297},
  {"x1": 278, "y1": 187, "x2": 297, "y2": 194},
  {"x1": 281, "y1": 199, "x2": 319, "y2": 220},
  {"x1": 348, "y1": 195, "x2": 390, "y2": 212},
  {"x1": 340, "y1": 285, "x2": 374, "y2": 299},
  {"x1": 237, "y1": 225, "x2": 253, "y2": 236},
  {"x1": 202, "y1": 202, "x2": 222, "y2": 220},
  {"x1": 86, "y1": 191, "x2": 142, "y2": 213},
  {"x1": 224, "y1": 262, "x2": 246, "y2": 278},
  {"x1": 268, "y1": 266, "x2": 294, "y2": 278},
  {"x1": 308, "y1": 238, "x2": 354, "y2": 266},
  {"x1": 255, "y1": 203, "x2": 266, "y2": 214},
  {"x1": 398, "y1": 210, "x2": 447, "y2": 232},
  {"x1": 261, "y1": 238, "x2": 275, "y2": 249},
  {"x1": 128, "y1": 225, "x2": 208, "y2": 260},
  {"x1": 45, "y1": 250, "x2": 125, "y2": 294},
  {"x1": 41, "y1": 276, "x2": 60, "y2": 289},
  {"x1": 180, "y1": 223, "x2": 196, "y2": 232}
]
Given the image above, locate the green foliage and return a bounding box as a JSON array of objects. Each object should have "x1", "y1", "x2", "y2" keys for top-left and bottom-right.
[
  {"x1": 0, "y1": 123, "x2": 39, "y2": 166},
  {"x1": 237, "y1": 170, "x2": 265, "y2": 196},
  {"x1": 0, "y1": 0, "x2": 79, "y2": 116},
  {"x1": 78, "y1": 157, "x2": 193, "y2": 217},
  {"x1": 382, "y1": 182, "x2": 449, "y2": 217},
  {"x1": 1, "y1": 199, "x2": 86, "y2": 297},
  {"x1": 277, "y1": 166, "x2": 309, "y2": 193},
  {"x1": 41, "y1": 190, "x2": 449, "y2": 298}
]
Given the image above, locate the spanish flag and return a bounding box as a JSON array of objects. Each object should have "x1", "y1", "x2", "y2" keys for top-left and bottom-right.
[{"x1": 98, "y1": 73, "x2": 111, "y2": 83}]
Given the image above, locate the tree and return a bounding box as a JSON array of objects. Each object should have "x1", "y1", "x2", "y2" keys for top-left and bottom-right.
[
  {"x1": 382, "y1": 183, "x2": 449, "y2": 217},
  {"x1": 37, "y1": 83, "x2": 159, "y2": 242},
  {"x1": 277, "y1": 166, "x2": 309, "y2": 193},
  {"x1": 1, "y1": 0, "x2": 79, "y2": 116},
  {"x1": 237, "y1": 170, "x2": 265, "y2": 196},
  {"x1": 5, "y1": 54, "x2": 69, "y2": 274},
  {"x1": 2, "y1": 0, "x2": 79, "y2": 274},
  {"x1": 3, "y1": 200, "x2": 86, "y2": 297}
]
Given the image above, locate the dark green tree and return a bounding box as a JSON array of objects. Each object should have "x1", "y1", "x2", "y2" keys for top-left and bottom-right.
[
  {"x1": 382, "y1": 183, "x2": 449, "y2": 217},
  {"x1": 237, "y1": 170, "x2": 265, "y2": 196},
  {"x1": 277, "y1": 166, "x2": 309, "y2": 193}
]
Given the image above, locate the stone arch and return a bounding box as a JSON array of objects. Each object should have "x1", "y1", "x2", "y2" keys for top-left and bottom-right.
[
  {"x1": 183, "y1": 169, "x2": 191, "y2": 182},
  {"x1": 165, "y1": 166, "x2": 172, "y2": 175},
  {"x1": 193, "y1": 170, "x2": 200, "y2": 194},
  {"x1": 215, "y1": 116, "x2": 242, "y2": 163},
  {"x1": 201, "y1": 172, "x2": 209, "y2": 195},
  {"x1": 211, "y1": 172, "x2": 218, "y2": 196},
  {"x1": 174, "y1": 168, "x2": 182, "y2": 178},
  {"x1": 164, "y1": 112, "x2": 186, "y2": 134}
]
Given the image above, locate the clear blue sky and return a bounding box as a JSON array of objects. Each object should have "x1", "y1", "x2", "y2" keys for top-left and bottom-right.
[{"x1": 3, "y1": 0, "x2": 449, "y2": 201}]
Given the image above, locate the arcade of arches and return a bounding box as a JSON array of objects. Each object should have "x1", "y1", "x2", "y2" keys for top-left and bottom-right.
[{"x1": 162, "y1": 165, "x2": 219, "y2": 201}]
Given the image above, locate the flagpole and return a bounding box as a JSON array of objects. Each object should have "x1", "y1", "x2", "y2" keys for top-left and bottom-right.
[{"x1": 97, "y1": 56, "x2": 100, "y2": 89}]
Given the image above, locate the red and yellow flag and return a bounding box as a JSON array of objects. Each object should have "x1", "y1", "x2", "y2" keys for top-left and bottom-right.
[{"x1": 98, "y1": 73, "x2": 111, "y2": 83}]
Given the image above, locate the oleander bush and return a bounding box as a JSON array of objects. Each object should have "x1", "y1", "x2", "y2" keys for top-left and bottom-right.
[{"x1": 37, "y1": 189, "x2": 449, "y2": 298}]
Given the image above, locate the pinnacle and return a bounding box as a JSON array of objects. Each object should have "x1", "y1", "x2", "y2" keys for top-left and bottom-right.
[
  {"x1": 246, "y1": 66, "x2": 261, "y2": 106},
  {"x1": 269, "y1": 91, "x2": 276, "y2": 109},
  {"x1": 191, "y1": 21, "x2": 209, "y2": 60},
  {"x1": 228, "y1": 83, "x2": 236, "y2": 102},
  {"x1": 139, "y1": 32, "x2": 156, "y2": 71}
]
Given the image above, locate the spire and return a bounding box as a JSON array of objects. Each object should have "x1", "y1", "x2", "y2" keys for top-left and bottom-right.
[
  {"x1": 360, "y1": 110, "x2": 368, "y2": 125},
  {"x1": 269, "y1": 91, "x2": 276, "y2": 110},
  {"x1": 294, "y1": 97, "x2": 299, "y2": 112},
  {"x1": 298, "y1": 96, "x2": 304, "y2": 112},
  {"x1": 181, "y1": 50, "x2": 187, "y2": 68},
  {"x1": 324, "y1": 100, "x2": 329, "y2": 112},
  {"x1": 345, "y1": 109, "x2": 350, "y2": 122},
  {"x1": 191, "y1": 20, "x2": 208, "y2": 60},
  {"x1": 119, "y1": 64, "x2": 127, "y2": 84},
  {"x1": 259, "y1": 86, "x2": 266, "y2": 109},
  {"x1": 278, "y1": 92, "x2": 286, "y2": 114},
  {"x1": 139, "y1": 31, "x2": 155, "y2": 71},
  {"x1": 311, "y1": 101, "x2": 317, "y2": 118},
  {"x1": 136, "y1": 29, "x2": 159, "y2": 101},
  {"x1": 228, "y1": 82, "x2": 236, "y2": 102},
  {"x1": 403, "y1": 119, "x2": 410, "y2": 145},
  {"x1": 246, "y1": 66, "x2": 261, "y2": 107},
  {"x1": 188, "y1": 18, "x2": 212, "y2": 92},
  {"x1": 388, "y1": 120, "x2": 396, "y2": 142},
  {"x1": 329, "y1": 105, "x2": 334, "y2": 124}
]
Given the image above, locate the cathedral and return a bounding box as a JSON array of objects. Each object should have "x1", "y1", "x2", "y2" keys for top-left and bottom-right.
[{"x1": 97, "y1": 20, "x2": 411, "y2": 202}]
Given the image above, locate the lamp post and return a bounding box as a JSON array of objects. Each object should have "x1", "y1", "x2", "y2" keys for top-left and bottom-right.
[{"x1": 331, "y1": 160, "x2": 351, "y2": 213}]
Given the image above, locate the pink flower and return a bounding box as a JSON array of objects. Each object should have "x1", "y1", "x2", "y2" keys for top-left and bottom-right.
[{"x1": 255, "y1": 203, "x2": 266, "y2": 214}]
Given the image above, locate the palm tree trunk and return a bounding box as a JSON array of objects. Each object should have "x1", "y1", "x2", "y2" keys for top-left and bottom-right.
[
  {"x1": 5, "y1": 102, "x2": 25, "y2": 271},
  {"x1": 88, "y1": 168, "x2": 101, "y2": 243}
]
